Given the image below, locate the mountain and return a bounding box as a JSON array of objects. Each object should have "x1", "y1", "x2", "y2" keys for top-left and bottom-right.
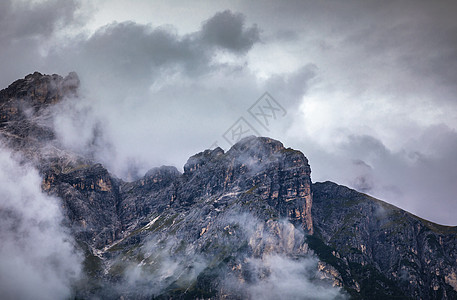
[{"x1": 1, "y1": 72, "x2": 457, "y2": 299}]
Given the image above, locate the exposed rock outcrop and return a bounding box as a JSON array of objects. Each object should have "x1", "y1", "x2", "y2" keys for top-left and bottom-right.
[
  {"x1": 311, "y1": 182, "x2": 457, "y2": 299},
  {"x1": 1, "y1": 72, "x2": 457, "y2": 299}
]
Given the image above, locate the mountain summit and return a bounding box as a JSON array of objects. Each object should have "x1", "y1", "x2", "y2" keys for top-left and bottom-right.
[{"x1": 1, "y1": 73, "x2": 457, "y2": 299}]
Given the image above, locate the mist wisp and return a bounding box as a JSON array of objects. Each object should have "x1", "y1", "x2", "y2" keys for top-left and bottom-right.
[{"x1": 0, "y1": 147, "x2": 82, "y2": 300}]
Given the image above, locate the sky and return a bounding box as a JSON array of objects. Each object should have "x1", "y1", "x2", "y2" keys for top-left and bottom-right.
[{"x1": 1, "y1": 0, "x2": 457, "y2": 225}]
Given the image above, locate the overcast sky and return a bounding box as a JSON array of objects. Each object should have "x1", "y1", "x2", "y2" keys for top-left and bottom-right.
[{"x1": 1, "y1": 0, "x2": 457, "y2": 225}]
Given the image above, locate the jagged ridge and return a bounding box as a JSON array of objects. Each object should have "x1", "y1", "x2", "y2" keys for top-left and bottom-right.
[{"x1": 1, "y1": 72, "x2": 457, "y2": 299}]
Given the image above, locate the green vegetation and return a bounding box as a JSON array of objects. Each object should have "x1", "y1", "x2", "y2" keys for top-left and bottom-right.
[
  {"x1": 418, "y1": 217, "x2": 457, "y2": 235},
  {"x1": 306, "y1": 235, "x2": 347, "y2": 275},
  {"x1": 280, "y1": 148, "x2": 302, "y2": 155},
  {"x1": 363, "y1": 192, "x2": 457, "y2": 235},
  {"x1": 347, "y1": 262, "x2": 410, "y2": 300},
  {"x1": 245, "y1": 184, "x2": 259, "y2": 194}
]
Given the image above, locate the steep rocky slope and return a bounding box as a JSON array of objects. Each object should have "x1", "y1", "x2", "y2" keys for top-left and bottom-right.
[
  {"x1": 0, "y1": 71, "x2": 78, "y2": 151},
  {"x1": 1, "y1": 72, "x2": 457, "y2": 299},
  {"x1": 311, "y1": 182, "x2": 457, "y2": 299},
  {"x1": 45, "y1": 136, "x2": 320, "y2": 298}
]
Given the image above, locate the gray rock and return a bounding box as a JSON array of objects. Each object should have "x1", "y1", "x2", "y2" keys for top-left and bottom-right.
[{"x1": 1, "y1": 72, "x2": 456, "y2": 299}]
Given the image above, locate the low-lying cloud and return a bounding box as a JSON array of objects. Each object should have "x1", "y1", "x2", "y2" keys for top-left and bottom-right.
[
  {"x1": 92, "y1": 211, "x2": 345, "y2": 299},
  {"x1": 241, "y1": 254, "x2": 345, "y2": 300},
  {"x1": 0, "y1": 147, "x2": 82, "y2": 300},
  {"x1": 1, "y1": 0, "x2": 457, "y2": 226}
]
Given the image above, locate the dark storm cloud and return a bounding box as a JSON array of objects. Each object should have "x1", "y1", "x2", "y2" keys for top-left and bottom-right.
[
  {"x1": 76, "y1": 21, "x2": 208, "y2": 85},
  {"x1": 0, "y1": 0, "x2": 80, "y2": 40},
  {"x1": 200, "y1": 10, "x2": 260, "y2": 53},
  {"x1": 1, "y1": 0, "x2": 456, "y2": 225},
  {"x1": 43, "y1": 9, "x2": 262, "y2": 96},
  {"x1": 0, "y1": 3, "x2": 263, "y2": 88},
  {"x1": 238, "y1": 0, "x2": 457, "y2": 103},
  {"x1": 0, "y1": 0, "x2": 84, "y2": 88},
  {"x1": 41, "y1": 9, "x2": 268, "y2": 178},
  {"x1": 335, "y1": 0, "x2": 457, "y2": 102},
  {"x1": 248, "y1": 0, "x2": 457, "y2": 224}
]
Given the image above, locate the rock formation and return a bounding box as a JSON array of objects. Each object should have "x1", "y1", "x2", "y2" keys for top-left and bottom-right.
[{"x1": 1, "y1": 72, "x2": 456, "y2": 299}]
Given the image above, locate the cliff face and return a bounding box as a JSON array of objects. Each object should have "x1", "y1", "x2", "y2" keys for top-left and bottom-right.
[
  {"x1": 0, "y1": 71, "x2": 78, "y2": 145},
  {"x1": 1, "y1": 72, "x2": 457, "y2": 299},
  {"x1": 40, "y1": 136, "x2": 317, "y2": 298},
  {"x1": 311, "y1": 182, "x2": 457, "y2": 299},
  {"x1": 0, "y1": 71, "x2": 84, "y2": 169}
]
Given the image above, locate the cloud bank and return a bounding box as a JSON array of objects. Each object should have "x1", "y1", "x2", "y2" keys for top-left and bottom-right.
[
  {"x1": 96, "y1": 212, "x2": 345, "y2": 299},
  {"x1": 0, "y1": 0, "x2": 456, "y2": 225},
  {"x1": 0, "y1": 147, "x2": 82, "y2": 299}
]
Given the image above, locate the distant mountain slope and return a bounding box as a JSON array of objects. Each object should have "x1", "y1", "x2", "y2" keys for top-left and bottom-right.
[
  {"x1": 311, "y1": 182, "x2": 457, "y2": 299},
  {"x1": 1, "y1": 72, "x2": 456, "y2": 299}
]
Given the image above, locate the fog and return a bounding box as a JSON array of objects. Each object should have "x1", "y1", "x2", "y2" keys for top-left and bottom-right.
[
  {"x1": 0, "y1": 147, "x2": 82, "y2": 300},
  {"x1": 2, "y1": 2, "x2": 457, "y2": 299},
  {"x1": 99, "y1": 212, "x2": 346, "y2": 299},
  {"x1": 1, "y1": 0, "x2": 456, "y2": 226}
]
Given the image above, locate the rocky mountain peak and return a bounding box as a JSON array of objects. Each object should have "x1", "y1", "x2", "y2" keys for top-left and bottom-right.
[
  {"x1": 144, "y1": 165, "x2": 181, "y2": 178},
  {"x1": 180, "y1": 135, "x2": 313, "y2": 234},
  {"x1": 183, "y1": 146, "x2": 225, "y2": 174},
  {"x1": 2, "y1": 72, "x2": 457, "y2": 299},
  {"x1": 0, "y1": 71, "x2": 79, "y2": 136},
  {"x1": 229, "y1": 135, "x2": 284, "y2": 153},
  {"x1": 0, "y1": 71, "x2": 79, "y2": 109},
  {"x1": 0, "y1": 72, "x2": 83, "y2": 168},
  {"x1": 185, "y1": 136, "x2": 308, "y2": 176}
]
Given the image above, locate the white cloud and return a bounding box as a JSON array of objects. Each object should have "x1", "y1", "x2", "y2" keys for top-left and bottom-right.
[
  {"x1": 1, "y1": 0, "x2": 457, "y2": 225},
  {"x1": 244, "y1": 254, "x2": 344, "y2": 300},
  {"x1": 0, "y1": 147, "x2": 82, "y2": 300}
]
